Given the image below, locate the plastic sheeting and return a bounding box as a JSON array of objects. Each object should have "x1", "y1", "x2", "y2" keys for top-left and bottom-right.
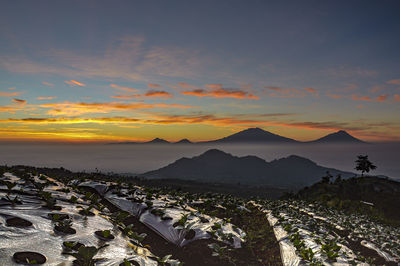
[
  {"x1": 264, "y1": 210, "x2": 301, "y2": 266},
  {"x1": 361, "y1": 240, "x2": 399, "y2": 263},
  {"x1": 79, "y1": 181, "x2": 109, "y2": 196},
  {"x1": 103, "y1": 184, "x2": 246, "y2": 248},
  {"x1": 0, "y1": 173, "x2": 157, "y2": 266}
]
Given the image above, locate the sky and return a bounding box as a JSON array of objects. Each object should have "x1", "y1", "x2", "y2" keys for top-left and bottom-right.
[{"x1": 1, "y1": 0, "x2": 400, "y2": 142}]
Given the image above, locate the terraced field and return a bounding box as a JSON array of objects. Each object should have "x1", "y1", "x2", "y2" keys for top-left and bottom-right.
[{"x1": 0, "y1": 166, "x2": 399, "y2": 265}]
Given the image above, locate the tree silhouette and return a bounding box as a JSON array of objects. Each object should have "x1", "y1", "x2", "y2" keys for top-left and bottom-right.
[{"x1": 355, "y1": 155, "x2": 376, "y2": 177}]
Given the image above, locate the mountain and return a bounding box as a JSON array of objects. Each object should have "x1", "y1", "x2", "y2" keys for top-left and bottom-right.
[
  {"x1": 142, "y1": 149, "x2": 354, "y2": 188},
  {"x1": 294, "y1": 176, "x2": 400, "y2": 225},
  {"x1": 146, "y1": 138, "x2": 170, "y2": 144},
  {"x1": 174, "y1": 139, "x2": 192, "y2": 144},
  {"x1": 202, "y1": 127, "x2": 298, "y2": 144},
  {"x1": 310, "y1": 130, "x2": 365, "y2": 143}
]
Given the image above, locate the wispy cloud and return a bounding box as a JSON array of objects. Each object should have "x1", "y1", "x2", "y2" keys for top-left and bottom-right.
[
  {"x1": 182, "y1": 88, "x2": 259, "y2": 100},
  {"x1": 36, "y1": 96, "x2": 56, "y2": 100},
  {"x1": 148, "y1": 83, "x2": 161, "y2": 89},
  {"x1": 0, "y1": 36, "x2": 212, "y2": 82},
  {"x1": 264, "y1": 86, "x2": 317, "y2": 98},
  {"x1": 322, "y1": 66, "x2": 377, "y2": 78},
  {"x1": 64, "y1": 80, "x2": 86, "y2": 87},
  {"x1": 177, "y1": 82, "x2": 198, "y2": 90},
  {"x1": 387, "y1": 79, "x2": 400, "y2": 85},
  {"x1": 12, "y1": 98, "x2": 27, "y2": 104},
  {"x1": 351, "y1": 94, "x2": 388, "y2": 102},
  {"x1": 39, "y1": 101, "x2": 193, "y2": 116},
  {"x1": 394, "y1": 94, "x2": 400, "y2": 102},
  {"x1": 112, "y1": 90, "x2": 173, "y2": 99},
  {"x1": 110, "y1": 84, "x2": 138, "y2": 92},
  {"x1": 0, "y1": 91, "x2": 22, "y2": 97},
  {"x1": 42, "y1": 81, "x2": 54, "y2": 87}
]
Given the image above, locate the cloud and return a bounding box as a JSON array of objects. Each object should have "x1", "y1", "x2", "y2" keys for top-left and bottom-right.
[
  {"x1": 264, "y1": 86, "x2": 316, "y2": 98},
  {"x1": 387, "y1": 79, "x2": 400, "y2": 85},
  {"x1": 112, "y1": 90, "x2": 173, "y2": 99},
  {"x1": 369, "y1": 85, "x2": 384, "y2": 93},
  {"x1": 148, "y1": 83, "x2": 161, "y2": 89},
  {"x1": 182, "y1": 88, "x2": 259, "y2": 100},
  {"x1": 36, "y1": 96, "x2": 56, "y2": 100},
  {"x1": 12, "y1": 98, "x2": 27, "y2": 104},
  {"x1": 351, "y1": 95, "x2": 372, "y2": 101},
  {"x1": 39, "y1": 101, "x2": 193, "y2": 116},
  {"x1": 177, "y1": 82, "x2": 198, "y2": 90},
  {"x1": 64, "y1": 80, "x2": 86, "y2": 87},
  {"x1": 376, "y1": 94, "x2": 388, "y2": 102},
  {"x1": 322, "y1": 66, "x2": 377, "y2": 78},
  {"x1": 266, "y1": 87, "x2": 281, "y2": 91},
  {"x1": 326, "y1": 93, "x2": 344, "y2": 99},
  {"x1": 304, "y1": 87, "x2": 317, "y2": 94},
  {"x1": 110, "y1": 84, "x2": 138, "y2": 92},
  {"x1": 0, "y1": 91, "x2": 22, "y2": 97},
  {"x1": 351, "y1": 94, "x2": 388, "y2": 102},
  {"x1": 2, "y1": 112, "x2": 398, "y2": 141},
  {"x1": 394, "y1": 94, "x2": 400, "y2": 102},
  {"x1": 42, "y1": 81, "x2": 54, "y2": 87},
  {"x1": 205, "y1": 84, "x2": 223, "y2": 90},
  {"x1": 143, "y1": 90, "x2": 173, "y2": 98}
]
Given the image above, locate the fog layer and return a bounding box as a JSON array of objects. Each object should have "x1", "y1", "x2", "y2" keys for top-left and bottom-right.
[{"x1": 0, "y1": 143, "x2": 399, "y2": 180}]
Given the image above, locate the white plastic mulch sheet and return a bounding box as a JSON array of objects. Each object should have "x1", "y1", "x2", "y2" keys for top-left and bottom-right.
[
  {"x1": 101, "y1": 184, "x2": 246, "y2": 248},
  {"x1": 0, "y1": 173, "x2": 157, "y2": 266},
  {"x1": 263, "y1": 200, "x2": 400, "y2": 266},
  {"x1": 265, "y1": 210, "x2": 301, "y2": 266}
]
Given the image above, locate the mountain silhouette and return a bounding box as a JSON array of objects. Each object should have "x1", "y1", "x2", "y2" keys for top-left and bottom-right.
[
  {"x1": 146, "y1": 138, "x2": 170, "y2": 144},
  {"x1": 175, "y1": 138, "x2": 192, "y2": 144},
  {"x1": 202, "y1": 127, "x2": 298, "y2": 144},
  {"x1": 109, "y1": 128, "x2": 366, "y2": 145},
  {"x1": 142, "y1": 149, "x2": 354, "y2": 188},
  {"x1": 311, "y1": 130, "x2": 365, "y2": 143}
]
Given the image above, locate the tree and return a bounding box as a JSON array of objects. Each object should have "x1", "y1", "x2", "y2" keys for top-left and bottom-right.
[{"x1": 355, "y1": 155, "x2": 376, "y2": 177}]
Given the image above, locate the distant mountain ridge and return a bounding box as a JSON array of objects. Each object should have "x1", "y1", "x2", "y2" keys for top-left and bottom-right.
[
  {"x1": 200, "y1": 127, "x2": 298, "y2": 143},
  {"x1": 142, "y1": 149, "x2": 355, "y2": 188},
  {"x1": 309, "y1": 130, "x2": 365, "y2": 143},
  {"x1": 109, "y1": 128, "x2": 366, "y2": 144}
]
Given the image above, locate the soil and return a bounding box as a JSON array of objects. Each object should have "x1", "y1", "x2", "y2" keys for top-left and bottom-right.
[
  {"x1": 6, "y1": 217, "x2": 33, "y2": 228},
  {"x1": 13, "y1": 251, "x2": 46, "y2": 264},
  {"x1": 94, "y1": 230, "x2": 115, "y2": 241},
  {"x1": 54, "y1": 225, "x2": 76, "y2": 235}
]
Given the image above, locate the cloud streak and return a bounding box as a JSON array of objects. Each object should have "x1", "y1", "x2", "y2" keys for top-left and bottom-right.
[
  {"x1": 0, "y1": 91, "x2": 22, "y2": 97},
  {"x1": 112, "y1": 90, "x2": 173, "y2": 99},
  {"x1": 264, "y1": 86, "x2": 317, "y2": 98},
  {"x1": 39, "y1": 101, "x2": 193, "y2": 116},
  {"x1": 182, "y1": 88, "x2": 259, "y2": 100},
  {"x1": 65, "y1": 80, "x2": 86, "y2": 87}
]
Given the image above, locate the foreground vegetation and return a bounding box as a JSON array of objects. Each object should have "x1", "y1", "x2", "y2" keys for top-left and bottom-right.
[{"x1": 1, "y1": 165, "x2": 399, "y2": 265}]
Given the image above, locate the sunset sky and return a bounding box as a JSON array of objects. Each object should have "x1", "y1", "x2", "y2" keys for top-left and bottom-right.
[{"x1": 1, "y1": 1, "x2": 400, "y2": 142}]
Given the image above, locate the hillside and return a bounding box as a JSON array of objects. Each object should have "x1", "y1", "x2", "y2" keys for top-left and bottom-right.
[
  {"x1": 143, "y1": 149, "x2": 354, "y2": 188},
  {"x1": 294, "y1": 175, "x2": 400, "y2": 225}
]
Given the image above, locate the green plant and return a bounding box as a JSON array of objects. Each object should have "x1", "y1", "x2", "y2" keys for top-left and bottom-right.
[
  {"x1": 3, "y1": 194, "x2": 22, "y2": 205},
  {"x1": 69, "y1": 195, "x2": 78, "y2": 203},
  {"x1": 321, "y1": 240, "x2": 340, "y2": 261},
  {"x1": 101, "y1": 230, "x2": 110, "y2": 238},
  {"x1": 65, "y1": 245, "x2": 107, "y2": 266},
  {"x1": 299, "y1": 247, "x2": 314, "y2": 261},
  {"x1": 173, "y1": 213, "x2": 189, "y2": 228},
  {"x1": 1, "y1": 180, "x2": 16, "y2": 193},
  {"x1": 25, "y1": 258, "x2": 37, "y2": 264},
  {"x1": 78, "y1": 205, "x2": 95, "y2": 216}
]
